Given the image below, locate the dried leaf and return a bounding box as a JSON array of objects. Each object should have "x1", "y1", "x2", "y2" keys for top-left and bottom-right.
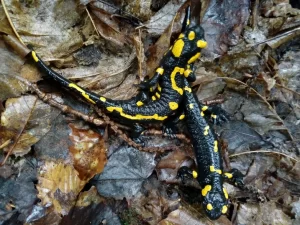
[
  {"x1": 0, "y1": 95, "x2": 56, "y2": 157},
  {"x1": 88, "y1": 4, "x2": 132, "y2": 46},
  {"x1": 236, "y1": 202, "x2": 292, "y2": 225},
  {"x1": 4, "y1": 0, "x2": 83, "y2": 58}
]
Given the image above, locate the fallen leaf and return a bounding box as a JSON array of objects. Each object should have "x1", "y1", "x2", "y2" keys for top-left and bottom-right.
[
  {"x1": 69, "y1": 123, "x2": 107, "y2": 181},
  {"x1": 36, "y1": 161, "x2": 85, "y2": 215},
  {"x1": 0, "y1": 95, "x2": 57, "y2": 157}
]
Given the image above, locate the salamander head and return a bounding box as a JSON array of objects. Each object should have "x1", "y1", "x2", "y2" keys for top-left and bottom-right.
[
  {"x1": 201, "y1": 177, "x2": 229, "y2": 220},
  {"x1": 170, "y1": 25, "x2": 207, "y2": 65}
]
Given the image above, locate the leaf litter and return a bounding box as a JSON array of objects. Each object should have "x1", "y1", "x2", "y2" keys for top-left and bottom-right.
[{"x1": 0, "y1": 0, "x2": 300, "y2": 224}]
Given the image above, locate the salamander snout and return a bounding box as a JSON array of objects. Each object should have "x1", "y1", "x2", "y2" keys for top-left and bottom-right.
[{"x1": 202, "y1": 187, "x2": 229, "y2": 220}]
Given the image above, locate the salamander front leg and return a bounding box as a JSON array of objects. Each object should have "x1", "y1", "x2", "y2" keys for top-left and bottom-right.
[
  {"x1": 223, "y1": 168, "x2": 244, "y2": 188},
  {"x1": 177, "y1": 166, "x2": 197, "y2": 184},
  {"x1": 198, "y1": 103, "x2": 230, "y2": 125},
  {"x1": 130, "y1": 123, "x2": 146, "y2": 146},
  {"x1": 138, "y1": 72, "x2": 160, "y2": 91},
  {"x1": 162, "y1": 108, "x2": 185, "y2": 139}
]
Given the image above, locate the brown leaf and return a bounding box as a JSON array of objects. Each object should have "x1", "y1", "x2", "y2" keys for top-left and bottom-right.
[
  {"x1": 88, "y1": 4, "x2": 132, "y2": 46},
  {"x1": 36, "y1": 161, "x2": 85, "y2": 215},
  {"x1": 146, "y1": 3, "x2": 186, "y2": 77},
  {"x1": 4, "y1": 0, "x2": 83, "y2": 58},
  {"x1": 69, "y1": 123, "x2": 107, "y2": 181},
  {"x1": 0, "y1": 95, "x2": 55, "y2": 157}
]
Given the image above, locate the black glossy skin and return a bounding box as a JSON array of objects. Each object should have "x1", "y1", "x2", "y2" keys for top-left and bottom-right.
[{"x1": 182, "y1": 79, "x2": 228, "y2": 220}]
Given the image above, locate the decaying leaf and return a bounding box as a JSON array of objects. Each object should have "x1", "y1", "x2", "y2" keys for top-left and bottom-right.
[
  {"x1": 146, "y1": 1, "x2": 187, "y2": 78},
  {"x1": 4, "y1": 0, "x2": 83, "y2": 58},
  {"x1": 158, "y1": 208, "x2": 214, "y2": 225},
  {"x1": 0, "y1": 158, "x2": 38, "y2": 223},
  {"x1": 95, "y1": 145, "x2": 156, "y2": 199},
  {"x1": 0, "y1": 95, "x2": 57, "y2": 157},
  {"x1": 60, "y1": 186, "x2": 123, "y2": 225},
  {"x1": 69, "y1": 123, "x2": 107, "y2": 181},
  {"x1": 156, "y1": 148, "x2": 194, "y2": 183},
  {"x1": 36, "y1": 161, "x2": 85, "y2": 215},
  {"x1": 236, "y1": 202, "x2": 292, "y2": 225}
]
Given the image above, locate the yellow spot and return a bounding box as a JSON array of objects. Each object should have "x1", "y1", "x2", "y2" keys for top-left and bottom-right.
[
  {"x1": 100, "y1": 97, "x2": 106, "y2": 102},
  {"x1": 172, "y1": 39, "x2": 185, "y2": 57},
  {"x1": 223, "y1": 188, "x2": 228, "y2": 199},
  {"x1": 156, "y1": 67, "x2": 164, "y2": 75},
  {"x1": 224, "y1": 173, "x2": 233, "y2": 179},
  {"x1": 203, "y1": 126, "x2": 210, "y2": 135},
  {"x1": 188, "y1": 31, "x2": 195, "y2": 40},
  {"x1": 202, "y1": 185, "x2": 211, "y2": 196},
  {"x1": 171, "y1": 67, "x2": 184, "y2": 95},
  {"x1": 69, "y1": 83, "x2": 96, "y2": 104},
  {"x1": 197, "y1": 40, "x2": 207, "y2": 48},
  {"x1": 106, "y1": 106, "x2": 168, "y2": 121},
  {"x1": 202, "y1": 106, "x2": 208, "y2": 111},
  {"x1": 136, "y1": 101, "x2": 144, "y2": 106},
  {"x1": 152, "y1": 96, "x2": 156, "y2": 101},
  {"x1": 211, "y1": 114, "x2": 217, "y2": 119},
  {"x1": 189, "y1": 104, "x2": 194, "y2": 109},
  {"x1": 188, "y1": 52, "x2": 201, "y2": 64},
  {"x1": 207, "y1": 204, "x2": 213, "y2": 211},
  {"x1": 200, "y1": 111, "x2": 205, "y2": 116},
  {"x1": 150, "y1": 87, "x2": 153, "y2": 92},
  {"x1": 192, "y1": 170, "x2": 198, "y2": 178},
  {"x1": 155, "y1": 92, "x2": 161, "y2": 98},
  {"x1": 179, "y1": 114, "x2": 185, "y2": 120},
  {"x1": 184, "y1": 86, "x2": 192, "y2": 92},
  {"x1": 178, "y1": 33, "x2": 184, "y2": 39},
  {"x1": 214, "y1": 141, "x2": 218, "y2": 152},
  {"x1": 222, "y1": 205, "x2": 228, "y2": 214},
  {"x1": 157, "y1": 85, "x2": 162, "y2": 92},
  {"x1": 210, "y1": 166, "x2": 222, "y2": 174},
  {"x1": 169, "y1": 102, "x2": 178, "y2": 110},
  {"x1": 32, "y1": 51, "x2": 39, "y2": 62},
  {"x1": 184, "y1": 69, "x2": 193, "y2": 78},
  {"x1": 187, "y1": 19, "x2": 190, "y2": 25}
]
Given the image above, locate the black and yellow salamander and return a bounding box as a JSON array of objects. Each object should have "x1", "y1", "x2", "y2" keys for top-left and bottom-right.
[
  {"x1": 177, "y1": 78, "x2": 244, "y2": 220},
  {"x1": 30, "y1": 6, "x2": 207, "y2": 140}
]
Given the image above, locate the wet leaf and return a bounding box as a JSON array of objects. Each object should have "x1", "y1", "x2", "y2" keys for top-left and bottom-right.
[
  {"x1": 61, "y1": 186, "x2": 123, "y2": 225},
  {"x1": 95, "y1": 145, "x2": 156, "y2": 199},
  {"x1": 201, "y1": 0, "x2": 250, "y2": 56},
  {"x1": 36, "y1": 161, "x2": 85, "y2": 216},
  {"x1": 69, "y1": 123, "x2": 107, "y2": 181},
  {"x1": 130, "y1": 176, "x2": 180, "y2": 225},
  {"x1": 0, "y1": 158, "x2": 37, "y2": 223},
  {"x1": 156, "y1": 148, "x2": 194, "y2": 183},
  {"x1": 34, "y1": 113, "x2": 71, "y2": 162},
  {"x1": 0, "y1": 95, "x2": 58, "y2": 157}
]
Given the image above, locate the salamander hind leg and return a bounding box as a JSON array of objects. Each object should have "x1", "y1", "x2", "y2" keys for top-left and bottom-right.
[{"x1": 130, "y1": 123, "x2": 146, "y2": 146}]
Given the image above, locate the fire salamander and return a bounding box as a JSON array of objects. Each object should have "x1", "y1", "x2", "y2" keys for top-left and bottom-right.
[
  {"x1": 177, "y1": 78, "x2": 244, "y2": 220},
  {"x1": 30, "y1": 6, "x2": 207, "y2": 140}
]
